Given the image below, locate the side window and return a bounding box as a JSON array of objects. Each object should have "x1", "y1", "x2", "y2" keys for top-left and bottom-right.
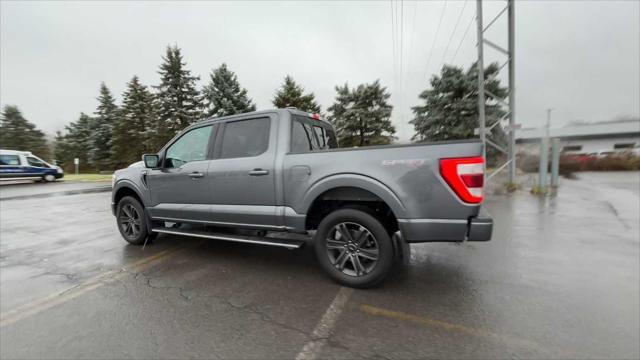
[
  {"x1": 325, "y1": 128, "x2": 339, "y2": 149},
  {"x1": 27, "y1": 156, "x2": 48, "y2": 167},
  {"x1": 291, "y1": 120, "x2": 313, "y2": 153},
  {"x1": 0, "y1": 155, "x2": 20, "y2": 166},
  {"x1": 291, "y1": 117, "x2": 339, "y2": 152},
  {"x1": 313, "y1": 125, "x2": 327, "y2": 149},
  {"x1": 303, "y1": 123, "x2": 320, "y2": 150},
  {"x1": 220, "y1": 117, "x2": 270, "y2": 158},
  {"x1": 165, "y1": 125, "x2": 212, "y2": 168}
]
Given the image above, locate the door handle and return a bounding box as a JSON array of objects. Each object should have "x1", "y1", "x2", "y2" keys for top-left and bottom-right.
[
  {"x1": 249, "y1": 169, "x2": 269, "y2": 176},
  {"x1": 188, "y1": 171, "x2": 204, "y2": 179}
]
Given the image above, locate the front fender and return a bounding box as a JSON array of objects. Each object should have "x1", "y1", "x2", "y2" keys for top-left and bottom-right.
[
  {"x1": 300, "y1": 174, "x2": 407, "y2": 218},
  {"x1": 112, "y1": 179, "x2": 148, "y2": 207}
]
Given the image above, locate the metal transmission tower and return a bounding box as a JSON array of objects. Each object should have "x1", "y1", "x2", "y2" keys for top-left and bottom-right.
[{"x1": 475, "y1": 0, "x2": 516, "y2": 183}]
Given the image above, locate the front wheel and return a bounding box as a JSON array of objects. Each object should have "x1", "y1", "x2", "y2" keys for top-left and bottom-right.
[
  {"x1": 116, "y1": 196, "x2": 151, "y2": 245},
  {"x1": 314, "y1": 208, "x2": 394, "y2": 288},
  {"x1": 43, "y1": 174, "x2": 56, "y2": 182}
]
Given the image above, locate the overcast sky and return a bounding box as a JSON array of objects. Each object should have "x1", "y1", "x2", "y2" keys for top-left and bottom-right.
[{"x1": 1, "y1": 0, "x2": 639, "y2": 141}]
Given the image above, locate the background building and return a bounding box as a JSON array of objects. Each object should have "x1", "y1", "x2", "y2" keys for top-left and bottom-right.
[{"x1": 516, "y1": 118, "x2": 640, "y2": 155}]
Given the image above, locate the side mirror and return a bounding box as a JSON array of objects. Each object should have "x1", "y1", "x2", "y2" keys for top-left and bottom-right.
[{"x1": 142, "y1": 154, "x2": 160, "y2": 168}]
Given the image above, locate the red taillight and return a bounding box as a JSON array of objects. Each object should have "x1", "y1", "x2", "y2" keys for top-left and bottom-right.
[
  {"x1": 460, "y1": 174, "x2": 484, "y2": 188},
  {"x1": 440, "y1": 157, "x2": 485, "y2": 204}
]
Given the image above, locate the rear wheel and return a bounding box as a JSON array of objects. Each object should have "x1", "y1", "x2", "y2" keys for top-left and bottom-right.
[
  {"x1": 314, "y1": 208, "x2": 394, "y2": 288},
  {"x1": 116, "y1": 196, "x2": 151, "y2": 245}
]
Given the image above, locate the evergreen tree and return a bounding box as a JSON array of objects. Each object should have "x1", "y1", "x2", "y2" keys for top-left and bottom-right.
[
  {"x1": 327, "y1": 80, "x2": 396, "y2": 147},
  {"x1": 54, "y1": 113, "x2": 96, "y2": 172},
  {"x1": 91, "y1": 82, "x2": 118, "y2": 170},
  {"x1": 272, "y1": 75, "x2": 321, "y2": 113},
  {"x1": 0, "y1": 105, "x2": 50, "y2": 159},
  {"x1": 410, "y1": 63, "x2": 507, "y2": 141},
  {"x1": 203, "y1": 63, "x2": 256, "y2": 117},
  {"x1": 154, "y1": 45, "x2": 204, "y2": 148},
  {"x1": 410, "y1": 63, "x2": 507, "y2": 164},
  {"x1": 53, "y1": 130, "x2": 71, "y2": 170},
  {"x1": 112, "y1": 76, "x2": 157, "y2": 167}
]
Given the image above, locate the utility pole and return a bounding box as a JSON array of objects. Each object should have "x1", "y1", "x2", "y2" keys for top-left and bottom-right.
[
  {"x1": 476, "y1": 0, "x2": 516, "y2": 184},
  {"x1": 476, "y1": 0, "x2": 486, "y2": 163},
  {"x1": 538, "y1": 109, "x2": 552, "y2": 191},
  {"x1": 546, "y1": 108, "x2": 552, "y2": 138},
  {"x1": 507, "y1": 0, "x2": 516, "y2": 183}
]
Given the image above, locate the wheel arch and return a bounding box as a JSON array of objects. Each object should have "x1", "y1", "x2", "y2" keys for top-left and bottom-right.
[
  {"x1": 301, "y1": 174, "x2": 406, "y2": 232},
  {"x1": 113, "y1": 181, "x2": 146, "y2": 208}
]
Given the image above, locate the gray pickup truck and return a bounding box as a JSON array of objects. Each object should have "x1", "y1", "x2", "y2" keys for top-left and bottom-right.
[{"x1": 111, "y1": 108, "x2": 492, "y2": 287}]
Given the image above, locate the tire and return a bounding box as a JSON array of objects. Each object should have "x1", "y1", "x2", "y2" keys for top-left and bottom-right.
[
  {"x1": 116, "y1": 196, "x2": 151, "y2": 245},
  {"x1": 314, "y1": 208, "x2": 394, "y2": 288},
  {"x1": 43, "y1": 174, "x2": 56, "y2": 182}
]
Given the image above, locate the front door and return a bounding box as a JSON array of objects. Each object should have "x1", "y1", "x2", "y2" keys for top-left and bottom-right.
[
  {"x1": 146, "y1": 124, "x2": 215, "y2": 222},
  {"x1": 208, "y1": 116, "x2": 279, "y2": 228}
]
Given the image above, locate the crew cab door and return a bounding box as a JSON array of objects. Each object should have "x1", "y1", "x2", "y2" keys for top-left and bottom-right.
[
  {"x1": 208, "y1": 116, "x2": 279, "y2": 229},
  {"x1": 145, "y1": 124, "x2": 215, "y2": 222}
]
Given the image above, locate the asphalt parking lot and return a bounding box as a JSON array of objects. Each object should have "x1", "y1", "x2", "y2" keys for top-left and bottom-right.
[{"x1": 1, "y1": 172, "x2": 639, "y2": 359}]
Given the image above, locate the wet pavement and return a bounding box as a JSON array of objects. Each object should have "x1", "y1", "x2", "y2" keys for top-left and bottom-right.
[
  {"x1": 0, "y1": 180, "x2": 111, "y2": 200},
  {"x1": 0, "y1": 173, "x2": 638, "y2": 359}
]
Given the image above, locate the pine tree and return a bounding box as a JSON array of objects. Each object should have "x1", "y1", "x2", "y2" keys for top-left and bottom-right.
[
  {"x1": 54, "y1": 113, "x2": 96, "y2": 172},
  {"x1": 272, "y1": 75, "x2": 321, "y2": 113},
  {"x1": 203, "y1": 63, "x2": 256, "y2": 117},
  {"x1": 53, "y1": 130, "x2": 71, "y2": 169},
  {"x1": 411, "y1": 63, "x2": 507, "y2": 141},
  {"x1": 327, "y1": 80, "x2": 396, "y2": 147},
  {"x1": 410, "y1": 63, "x2": 507, "y2": 164},
  {"x1": 0, "y1": 105, "x2": 50, "y2": 159},
  {"x1": 154, "y1": 45, "x2": 203, "y2": 148},
  {"x1": 112, "y1": 76, "x2": 158, "y2": 168},
  {"x1": 91, "y1": 82, "x2": 118, "y2": 170}
]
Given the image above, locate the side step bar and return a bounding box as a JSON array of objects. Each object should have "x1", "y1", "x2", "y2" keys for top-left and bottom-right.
[{"x1": 151, "y1": 227, "x2": 305, "y2": 249}]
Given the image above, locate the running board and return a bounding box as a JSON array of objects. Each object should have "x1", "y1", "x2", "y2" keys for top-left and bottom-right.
[{"x1": 151, "y1": 227, "x2": 305, "y2": 249}]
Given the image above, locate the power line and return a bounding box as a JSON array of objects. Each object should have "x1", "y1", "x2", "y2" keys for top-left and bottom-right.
[
  {"x1": 390, "y1": 0, "x2": 397, "y2": 92},
  {"x1": 423, "y1": 1, "x2": 448, "y2": 81},
  {"x1": 450, "y1": 11, "x2": 475, "y2": 65},
  {"x1": 399, "y1": 0, "x2": 404, "y2": 107},
  {"x1": 440, "y1": 0, "x2": 469, "y2": 67},
  {"x1": 406, "y1": 0, "x2": 418, "y2": 75}
]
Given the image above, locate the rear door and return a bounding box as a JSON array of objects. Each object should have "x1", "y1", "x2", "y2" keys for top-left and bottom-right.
[
  {"x1": 0, "y1": 154, "x2": 28, "y2": 179},
  {"x1": 145, "y1": 124, "x2": 215, "y2": 222},
  {"x1": 208, "y1": 116, "x2": 279, "y2": 228}
]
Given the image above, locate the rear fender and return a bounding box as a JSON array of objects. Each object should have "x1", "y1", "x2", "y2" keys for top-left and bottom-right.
[{"x1": 300, "y1": 174, "x2": 407, "y2": 218}]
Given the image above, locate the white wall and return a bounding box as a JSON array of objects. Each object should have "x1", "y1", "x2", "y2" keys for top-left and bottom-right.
[{"x1": 517, "y1": 135, "x2": 639, "y2": 155}]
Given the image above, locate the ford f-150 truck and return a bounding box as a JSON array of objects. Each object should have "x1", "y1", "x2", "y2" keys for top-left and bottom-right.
[{"x1": 111, "y1": 108, "x2": 492, "y2": 287}]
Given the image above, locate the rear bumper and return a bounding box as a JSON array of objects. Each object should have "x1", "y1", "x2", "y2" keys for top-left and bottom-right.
[{"x1": 398, "y1": 216, "x2": 493, "y2": 243}]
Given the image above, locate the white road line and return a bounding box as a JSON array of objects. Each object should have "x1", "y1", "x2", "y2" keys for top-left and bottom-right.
[{"x1": 295, "y1": 287, "x2": 353, "y2": 360}]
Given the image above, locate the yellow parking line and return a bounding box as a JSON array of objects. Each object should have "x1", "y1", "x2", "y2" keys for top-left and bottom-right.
[
  {"x1": 359, "y1": 304, "x2": 545, "y2": 352},
  {"x1": 1, "y1": 241, "x2": 204, "y2": 328}
]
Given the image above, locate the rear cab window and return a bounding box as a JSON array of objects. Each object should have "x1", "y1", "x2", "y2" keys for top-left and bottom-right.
[{"x1": 290, "y1": 115, "x2": 338, "y2": 153}]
